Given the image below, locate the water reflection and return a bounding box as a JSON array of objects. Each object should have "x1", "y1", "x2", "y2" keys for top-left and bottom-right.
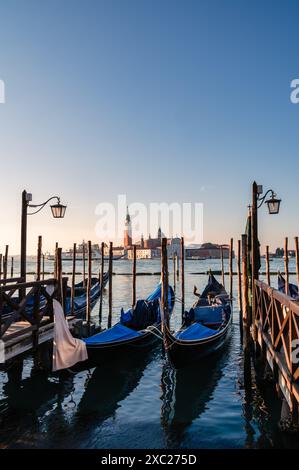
[
  {"x1": 160, "y1": 349, "x2": 228, "y2": 448},
  {"x1": 0, "y1": 370, "x2": 74, "y2": 448},
  {"x1": 77, "y1": 353, "x2": 151, "y2": 419}
]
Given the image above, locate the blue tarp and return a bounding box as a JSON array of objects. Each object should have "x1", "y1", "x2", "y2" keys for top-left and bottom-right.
[
  {"x1": 193, "y1": 305, "x2": 224, "y2": 324},
  {"x1": 84, "y1": 323, "x2": 142, "y2": 345},
  {"x1": 175, "y1": 322, "x2": 217, "y2": 340}
]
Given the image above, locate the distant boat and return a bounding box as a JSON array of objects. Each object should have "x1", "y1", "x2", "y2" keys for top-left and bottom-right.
[{"x1": 45, "y1": 251, "x2": 125, "y2": 261}]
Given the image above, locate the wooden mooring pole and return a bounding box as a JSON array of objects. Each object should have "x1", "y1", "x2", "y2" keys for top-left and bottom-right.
[
  {"x1": 10, "y1": 256, "x2": 14, "y2": 278},
  {"x1": 0, "y1": 254, "x2": 2, "y2": 279},
  {"x1": 86, "y1": 240, "x2": 92, "y2": 324},
  {"x1": 82, "y1": 242, "x2": 86, "y2": 288},
  {"x1": 3, "y1": 245, "x2": 8, "y2": 280},
  {"x1": 71, "y1": 243, "x2": 76, "y2": 315},
  {"x1": 237, "y1": 239, "x2": 242, "y2": 315},
  {"x1": 108, "y1": 241, "x2": 113, "y2": 328},
  {"x1": 132, "y1": 244, "x2": 137, "y2": 308},
  {"x1": 265, "y1": 245, "x2": 271, "y2": 286},
  {"x1": 99, "y1": 241, "x2": 104, "y2": 325},
  {"x1": 181, "y1": 237, "x2": 185, "y2": 321},
  {"x1": 36, "y1": 236, "x2": 42, "y2": 281},
  {"x1": 56, "y1": 247, "x2": 63, "y2": 304},
  {"x1": 161, "y1": 238, "x2": 169, "y2": 331},
  {"x1": 284, "y1": 237, "x2": 289, "y2": 296},
  {"x1": 42, "y1": 254, "x2": 45, "y2": 280},
  {"x1": 54, "y1": 242, "x2": 58, "y2": 279},
  {"x1": 229, "y1": 238, "x2": 233, "y2": 301},
  {"x1": 241, "y1": 234, "x2": 250, "y2": 336},
  {"x1": 295, "y1": 236, "x2": 299, "y2": 292},
  {"x1": 173, "y1": 254, "x2": 176, "y2": 292},
  {"x1": 220, "y1": 245, "x2": 225, "y2": 288}
]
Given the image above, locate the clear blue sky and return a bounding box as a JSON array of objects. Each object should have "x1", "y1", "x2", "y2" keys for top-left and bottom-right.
[{"x1": 0, "y1": 0, "x2": 298, "y2": 253}]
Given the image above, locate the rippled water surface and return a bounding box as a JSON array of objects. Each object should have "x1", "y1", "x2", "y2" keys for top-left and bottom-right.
[{"x1": 1, "y1": 257, "x2": 299, "y2": 448}]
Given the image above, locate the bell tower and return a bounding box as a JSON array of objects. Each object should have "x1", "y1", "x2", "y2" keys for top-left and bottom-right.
[{"x1": 124, "y1": 206, "x2": 132, "y2": 248}]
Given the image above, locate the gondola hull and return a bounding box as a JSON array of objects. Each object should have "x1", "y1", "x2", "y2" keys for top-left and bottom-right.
[
  {"x1": 164, "y1": 316, "x2": 232, "y2": 369},
  {"x1": 86, "y1": 325, "x2": 161, "y2": 365}
]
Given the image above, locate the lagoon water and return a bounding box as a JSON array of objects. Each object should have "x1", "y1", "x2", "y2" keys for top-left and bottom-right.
[{"x1": 1, "y1": 257, "x2": 299, "y2": 449}]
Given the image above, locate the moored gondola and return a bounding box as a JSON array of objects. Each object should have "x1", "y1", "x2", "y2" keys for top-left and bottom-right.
[
  {"x1": 65, "y1": 271, "x2": 109, "y2": 317},
  {"x1": 163, "y1": 273, "x2": 232, "y2": 369},
  {"x1": 277, "y1": 272, "x2": 299, "y2": 299},
  {"x1": 84, "y1": 282, "x2": 175, "y2": 365}
]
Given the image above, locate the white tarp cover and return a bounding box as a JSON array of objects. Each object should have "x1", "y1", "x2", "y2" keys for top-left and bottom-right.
[{"x1": 52, "y1": 298, "x2": 88, "y2": 371}]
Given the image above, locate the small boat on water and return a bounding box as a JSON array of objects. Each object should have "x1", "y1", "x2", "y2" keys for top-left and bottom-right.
[
  {"x1": 84, "y1": 282, "x2": 175, "y2": 365},
  {"x1": 162, "y1": 273, "x2": 232, "y2": 369},
  {"x1": 65, "y1": 272, "x2": 109, "y2": 317}
]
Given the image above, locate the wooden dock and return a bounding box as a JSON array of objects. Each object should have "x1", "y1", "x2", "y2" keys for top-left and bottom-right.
[{"x1": 2, "y1": 316, "x2": 80, "y2": 362}]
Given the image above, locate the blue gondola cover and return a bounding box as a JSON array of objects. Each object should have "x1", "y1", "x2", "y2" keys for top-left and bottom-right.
[
  {"x1": 84, "y1": 324, "x2": 142, "y2": 344},
  {"x1": 175, "y1": 322, "x2": 217, "y2": 340}
]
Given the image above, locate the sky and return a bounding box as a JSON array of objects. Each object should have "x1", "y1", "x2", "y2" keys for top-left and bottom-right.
[{"x1": 0, "y1": 0, "x2": 299, "y2": 254}]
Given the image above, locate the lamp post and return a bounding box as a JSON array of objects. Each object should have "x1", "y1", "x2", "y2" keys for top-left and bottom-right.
[
  {"x1": 20, "y1": 189, "x2": 66, "y2": 295},
  {"x1": 251, "y1": 181, "x2": 281, "y2": 332}
]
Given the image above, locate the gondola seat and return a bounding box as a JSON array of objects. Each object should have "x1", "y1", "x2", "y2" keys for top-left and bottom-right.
[{"x1": 193, "y1": 305, "x2": 224, "y2": 326}]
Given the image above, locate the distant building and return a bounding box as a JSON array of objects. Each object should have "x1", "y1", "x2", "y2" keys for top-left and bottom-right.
[
  {"x1": 127, "y1": 247, "x2": 160, "y2": 260},
  {"x1": 275, "y1": 247, "x2": 295, "y2": 258},
  {"x1": 167, "y1": 237, "x2": 181, "y2": 257},
  {"x1": 103, "y1": 244, "x2": 125, "y2": 258},
  {"x1": 144, "y1": 228, "x2": 162, "y2": 249},
  {"x1": 185, "y1": 243, "x2": 232, "y2": 259}
]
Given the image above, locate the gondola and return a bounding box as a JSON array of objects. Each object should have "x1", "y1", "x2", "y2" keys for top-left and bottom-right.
[
  {"x1": 84, "y1": 282, "x2": 175, "y2": 365},
  {"x1": 277, "y1": 272, "x2": 299, "y2": 299},
  {"x1": 163, "y1": 273, "x2": 232, "y2": 369}
]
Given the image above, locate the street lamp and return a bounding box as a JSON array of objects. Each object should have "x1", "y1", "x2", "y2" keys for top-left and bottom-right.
[
  {"x1": 20, "y1": 190, "x2": 67, "y2": 293},
  {"x1": 257, "y1": 187, "x2": 281, "y2": 215}
]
